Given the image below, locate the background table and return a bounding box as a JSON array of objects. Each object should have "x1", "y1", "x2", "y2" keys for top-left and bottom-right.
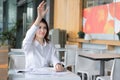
[{"x1": 79, "y1": 53, "x2": 120, "y2": 76}]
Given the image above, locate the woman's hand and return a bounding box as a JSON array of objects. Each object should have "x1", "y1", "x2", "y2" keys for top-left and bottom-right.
[
  {"x1": 55, "y1": 63, "x2": 64, "y2": 72},
  {"x1": 37, "y1": 1, "x2": 48, "y2": 19},
  {"x1": 34, "y1": 1, "x2": 48, "y2": 26}
]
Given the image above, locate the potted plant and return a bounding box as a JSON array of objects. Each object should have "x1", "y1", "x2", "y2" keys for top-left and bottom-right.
[
  {"x1": 78, "y1": 31, "x2": 85, "y2": 38},
  {"x1": 117, "y1": 32, "x2": 120, "y2": 40},
  {"x1": 0, "y1": 26, "x2": 16, "y2": 48}
]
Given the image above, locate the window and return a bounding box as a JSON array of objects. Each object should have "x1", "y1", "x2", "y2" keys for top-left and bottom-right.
[{"x1": 83, "y1": 0, "x2": 113, "y2": 8}]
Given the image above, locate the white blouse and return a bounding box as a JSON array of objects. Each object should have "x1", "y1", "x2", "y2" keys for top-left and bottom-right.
[{"x1": 22, "y1": 24, "x2": 60, "y2": 71}]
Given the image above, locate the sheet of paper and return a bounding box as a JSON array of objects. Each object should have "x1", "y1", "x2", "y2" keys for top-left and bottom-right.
[
  {"x1": 16, "y1": 67, "x2": 68, "y2": 75},
  {"x1": 28, "y1": 67, "x2": 68, "y2": 75},
  {"x1": 28, "y1": 68, "x2": 55, "y2": 75}
]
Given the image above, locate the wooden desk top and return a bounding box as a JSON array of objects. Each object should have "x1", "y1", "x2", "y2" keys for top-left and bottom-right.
[{"x1": 79, "y1": 53, "x2": 120, "y2": 61}]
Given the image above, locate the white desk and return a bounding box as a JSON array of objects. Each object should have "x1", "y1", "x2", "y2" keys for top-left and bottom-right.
[{"x1": 8, "y1": 69, "x2": 81, "y2": 80}]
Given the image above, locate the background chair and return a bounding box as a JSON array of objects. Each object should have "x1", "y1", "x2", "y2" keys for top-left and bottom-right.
[
  {"x1": 64, "y1": 44, "x2": 78, "y2": 72},
  {"x1": 96, "y1": 58, "x2": 120, "y2": 80},
  {"x1": 75, "y1": 49, "x2": 100, "y2": 80},
  {"x1": 103, "y1": 50, "x2": 117, "y2": 76},
  {"x1": 55, "y1": 44, "x2": 61, "y2": 61},
  {"x1": 9, "y1": 49, "x2": 25, "y2": 69},
  {"x1": 9, "y1": 55, "x2": 25, "y2": 69}
]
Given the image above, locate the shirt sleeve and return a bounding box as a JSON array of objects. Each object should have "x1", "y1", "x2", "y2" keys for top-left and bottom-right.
[{"x1": 22, "y1": 24, "x2": 38, "y2": 52}]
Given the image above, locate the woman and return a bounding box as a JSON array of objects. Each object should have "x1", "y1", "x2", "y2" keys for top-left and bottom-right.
[{"x1": 22, "y1": 1, "x2": 64, "y2": 72}]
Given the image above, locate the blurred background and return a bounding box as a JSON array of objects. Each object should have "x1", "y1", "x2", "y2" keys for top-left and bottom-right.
[{"x1": 1, "y1": 0, "x2": 118, "y2": 49}]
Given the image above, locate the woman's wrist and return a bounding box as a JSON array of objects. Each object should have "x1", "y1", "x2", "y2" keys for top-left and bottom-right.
[
  {"x1": 34, "y1": 17, "x2": 42, "y2": 26},
  {"x1": 37, "y1": 16, "x2": 42, "y2": 20},
  {"x1": 57, "y1": 63, "x2": 64, "y2": 67}
]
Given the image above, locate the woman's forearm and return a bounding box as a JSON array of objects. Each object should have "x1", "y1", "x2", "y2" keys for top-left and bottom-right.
[{"x1": 34, "y1": 17, "x2": 42, "y2": 26}]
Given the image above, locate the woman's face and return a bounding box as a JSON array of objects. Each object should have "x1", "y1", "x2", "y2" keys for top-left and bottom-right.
[{"x1": 35, "y1": 22, "x2": 47, "y2": 39}]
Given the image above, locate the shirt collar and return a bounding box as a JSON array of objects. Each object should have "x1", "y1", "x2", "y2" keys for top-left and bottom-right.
[{"x1": 34, "y1": 39, "x2": 47, "y2": 47}]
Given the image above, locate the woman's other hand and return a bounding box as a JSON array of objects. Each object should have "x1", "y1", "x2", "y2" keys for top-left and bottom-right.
[{"x1": 55, "y1": 63, "x2": 64, "y2": 72}]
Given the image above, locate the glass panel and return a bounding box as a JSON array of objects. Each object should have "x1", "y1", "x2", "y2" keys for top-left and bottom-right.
[
  {"x1": 8, "y1": 0, "x2": 17, "y2": 23},
  {"x1": 0, "y1": 0, "x2": 3, "y2": 32},
  {"x1": 27, "y1": 2, "x2": 33, "y2": 29},
  {"x1": 8, "y1": 0, "x2": 17, "y2": 29},
  {"x1": 83, "y1": 0, "x2": 113, "y2": 8}
]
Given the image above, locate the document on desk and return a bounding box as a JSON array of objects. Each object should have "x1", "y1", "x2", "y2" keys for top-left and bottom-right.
[{"x1": 28, "y1": 68, "x2": 68, "y2": 75}]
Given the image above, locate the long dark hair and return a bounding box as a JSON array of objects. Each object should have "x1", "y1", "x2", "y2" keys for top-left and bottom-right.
[{"x1": 40, "y1": 18, "x2": 50, "y2": 43}]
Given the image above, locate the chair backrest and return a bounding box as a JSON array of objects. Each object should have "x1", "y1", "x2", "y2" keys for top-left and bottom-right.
[
  {"x1": 110, "y1": 58, "x2": 120, "y2": 80},
  {"x1": 9, "y1": 48, "x2": 25, "y2": 69},
  {"x1": 10, "y1": 49, "x2": 24, "y2": 53},
  {"x1": 55, "y1": 44, "x2": 61, "y2": 48},
  {"x1": 103, "y1": 50, "x2": 116, "y2": 75},
  {"x1": 75, "y1": 49, "x2": 100, "y2": 73},
  {"x1": 64, "y1": 44, "x2": 78, "y2": 67},
  {"x1": 55, "y1": 44, "x2": 61, "y2": 60},
  {"x1": 9, "y1": 54, "x2": 25, "y2": 69}
]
